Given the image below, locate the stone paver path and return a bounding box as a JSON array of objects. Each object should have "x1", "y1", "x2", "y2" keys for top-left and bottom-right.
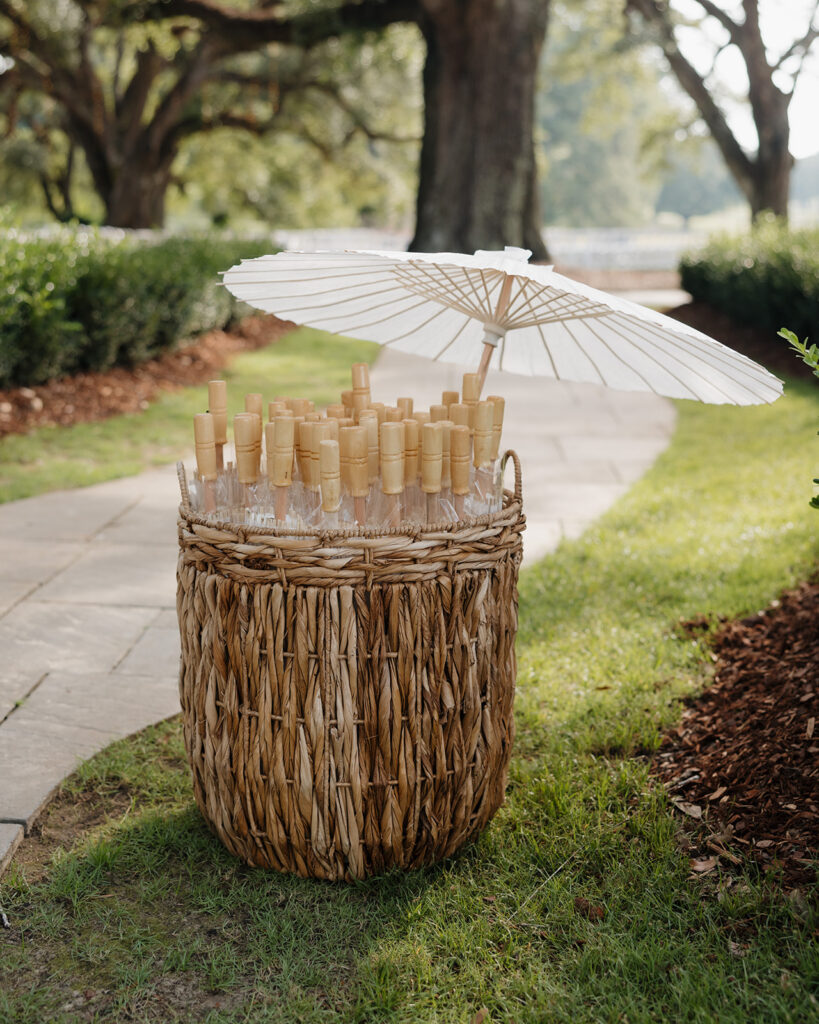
[
  {"x1": 371, "y1": 350, "x2": 676, "y2": 558},
  {"x1": 0, "y1": 349, "x2": 675, "y2": 874}
]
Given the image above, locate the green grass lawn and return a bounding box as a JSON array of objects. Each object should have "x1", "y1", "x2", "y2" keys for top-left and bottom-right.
[
  {"x1": 0, "y1": 328, "x2": 378, "y2": 503},
  {"x1": 1, "y1": 379, "x2": 818, "y2": 1023}
]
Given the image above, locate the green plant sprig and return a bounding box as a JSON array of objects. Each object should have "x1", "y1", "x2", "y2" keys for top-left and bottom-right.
[
  {"x1": 778, "y1": 327, "x2": 819, "y2": 508},
  {"x1": 778, "y1": 327, "x2": 819, "y2": 378}
]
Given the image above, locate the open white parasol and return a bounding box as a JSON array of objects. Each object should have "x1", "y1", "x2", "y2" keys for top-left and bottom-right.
[{"x1": 222, "y1": 245, "x2": 783, "y2": 405}]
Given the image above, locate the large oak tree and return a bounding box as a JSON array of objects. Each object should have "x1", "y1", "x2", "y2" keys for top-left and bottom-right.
[
  {"x1": 0, "y1": 0, "x2": 551, "y2": 256},
  {"x1": 0, "y1": 0, "x2": 418, "y2": 228},
  {"x1": 626, "y1": 0, "x2": 819, "y2": 221}
]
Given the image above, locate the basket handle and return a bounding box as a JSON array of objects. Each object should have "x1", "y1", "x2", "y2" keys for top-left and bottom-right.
[{"x1": 500, "y1": 449, "x2": 522, "y2": 504}]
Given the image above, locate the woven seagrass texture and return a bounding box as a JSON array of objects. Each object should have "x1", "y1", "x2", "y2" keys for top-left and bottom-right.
[{"x1": 176, "y1": 453, "x2": 525, "y2": 880}]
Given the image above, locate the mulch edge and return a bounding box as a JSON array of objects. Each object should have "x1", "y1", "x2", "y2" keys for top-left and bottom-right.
[
  {"x1": 652, "y1": 579, "x2": 819, "y2": 893},
  {"x1": 0, "y1": 315, "x2": 295, "y2": 439}
]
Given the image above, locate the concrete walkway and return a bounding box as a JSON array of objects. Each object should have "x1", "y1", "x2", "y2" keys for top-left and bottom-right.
[{"x1": 0, "y1": 351, "x2": 675, "y2": 874}]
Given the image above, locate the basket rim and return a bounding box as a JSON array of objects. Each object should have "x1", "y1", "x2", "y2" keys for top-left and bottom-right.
[{"x1": 177, "y1": 449, "x2": 524, "y2": 543}]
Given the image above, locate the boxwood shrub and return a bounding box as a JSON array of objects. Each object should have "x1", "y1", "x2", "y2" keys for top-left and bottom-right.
[
  {"x1": 0, "y1": 232, "x2": 272, "y2": 388},
  {"x1": 679, "y1": 219, "x2": 819, "y2": 343}
]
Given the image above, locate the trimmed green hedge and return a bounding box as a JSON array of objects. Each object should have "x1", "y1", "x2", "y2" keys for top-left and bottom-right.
[
  {"x1": 0, "y1": 233, "x2": 272, "y2": 388},
  {"x1": 679, "y1": 220, "x2": 819, "y2": 343}
]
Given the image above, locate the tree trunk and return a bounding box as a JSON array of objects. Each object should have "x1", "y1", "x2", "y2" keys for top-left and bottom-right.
[
  {"x1": 64, "y1": 107, "x2": 176, "y2": 229},
  {"x1": 728, "y1": 114, "x2": 792, "y2": 223},
  {"x1": 104, "y1": 161, "x2": 173, "y2": 229},
  {"x1": 748, "y1": 99, "x2": 792, "y2": 222},
  {"x1": 411, "y1": 0, "x2": 550, "y2": 258},
  {"x1": 748, "y1": 153, "x2": 792, "y2": 222}
]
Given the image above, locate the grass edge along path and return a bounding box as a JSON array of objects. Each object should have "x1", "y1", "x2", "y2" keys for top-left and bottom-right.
[
  {"x1": 0, "y1": 328, "x2": 378, "y2": 504},
  {"x1": 1, "y1": 379, "x2": 818, "y2": 1024}
]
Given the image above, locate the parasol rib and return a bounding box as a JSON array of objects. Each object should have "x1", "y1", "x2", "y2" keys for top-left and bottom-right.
[
  {"x1": 535, "y1": 322, "x2": 561, "y2": 380},
  {"x1": 600, "y1": 317, "x2": 742, "y2": 403},
  {"x1": 611, "y1": 312, "x2": 779, "y2": 387},
  {"x1": 614, "y1": 314, "x2": 776, "y2": 397},
  {"x1": 580, "y1": 319, "x2": 687, "y2": 398}
]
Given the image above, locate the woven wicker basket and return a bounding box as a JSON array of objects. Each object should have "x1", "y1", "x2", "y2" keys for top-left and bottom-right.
[{"x1": 176, "y1": 451, "x2": 525, "y2": 880}]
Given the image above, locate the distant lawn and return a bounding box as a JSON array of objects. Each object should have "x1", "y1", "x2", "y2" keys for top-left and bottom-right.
[
  {"x1": 0, "y1": 328, "x2": 378, "y2": 503},
  {"x1": 1, "y1": 379, "x2": 818, "y2": 1023}
]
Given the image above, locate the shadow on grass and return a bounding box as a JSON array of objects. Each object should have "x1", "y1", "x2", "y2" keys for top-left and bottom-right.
[
  {"x1": 3, "y1": 799, "x2": 475, "y2": 1023},
  {"x1": 2, "y1": 731, "x2": 814, "y2": 1024}
]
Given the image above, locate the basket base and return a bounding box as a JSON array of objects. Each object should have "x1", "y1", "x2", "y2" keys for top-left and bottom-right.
[{"x1": 178, "y1": 572, "x2": 519, "y2": 880}]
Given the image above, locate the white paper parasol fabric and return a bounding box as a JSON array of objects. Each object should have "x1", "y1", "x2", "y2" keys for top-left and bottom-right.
[{"x1": 222, "y1": 246, "x2": 783, "y2": 405}]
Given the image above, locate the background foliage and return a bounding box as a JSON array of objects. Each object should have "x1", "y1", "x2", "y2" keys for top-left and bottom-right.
[
  {"x1": 680, "y1": 219, "x2": 819, "y2": 342},
  {"x1": 0, "y1": 231, "x2": 270, "y2": 388}
]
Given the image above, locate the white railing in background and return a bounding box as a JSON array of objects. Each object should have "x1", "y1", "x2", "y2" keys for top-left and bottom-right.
[
  {"x1": 1, "y1": 223, "x2": 709, "y2": 272},
  {"x1": 271, "y1": 226, "x2": 708, "y2": 271}
]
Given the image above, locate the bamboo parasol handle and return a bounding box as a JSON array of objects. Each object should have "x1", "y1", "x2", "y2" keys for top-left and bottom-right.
[{"x1": 475, "y1": 325, "x2": 505, "y2": 397}]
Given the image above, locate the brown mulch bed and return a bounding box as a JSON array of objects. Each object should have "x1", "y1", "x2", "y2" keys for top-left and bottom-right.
[
  {"x1": 0, "y1": 315, "x2": 294, "y2": 439},
  {"x1": 653, "y1": 580, "x2": 819, "y2": 890}
]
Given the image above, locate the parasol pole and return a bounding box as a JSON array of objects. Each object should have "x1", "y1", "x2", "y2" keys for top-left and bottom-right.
[
  {"x1": 442, "y1": 390, "x2": 459, "y2": 415},
  {"x1": 486, "y1": 395, "x2": 505, "y2": 461},
  {"x1": 402, "y1": 418, "x2": 419, "y2": 488},
  {"x1": 234, "y1": 414, "x2": 257, "y2": 508},
  {"x1": 193, "y1": 413, "x2": 217, "y2": 514},
  {"x1": 244, "y1": 393, "x2": 264, "y2": 470},
  {"x1": 208, "y1": 381, "x2": 227, "y2": 471},
  {"x1": 299, "y1": 420, "x2": 317, "y2": 512},
  {"x1": 439, "y1": 419, "x2": 453, "y2": 499},
  {"x1": 359, "y1": 410, "x2": 380, "y2": 487},
  {"x1": 421, "y1": 422, "x2": 443, "y2": 524},
  {"x1": 320, "y1": 439, "x2": 341, "y2": 529},
  {"x1": 397, "y1": 396, "x2": 414, "y2": 419},
  {"x1": 271, "y1": 416, "x2": 295, "y2": 521},
  {"x1": 476, "y1": 325, "x2": 506, "y2": 398},
  {"x1": 450, "y1": 425, "x2": 471, "y2": 520},
  {"x1": 380, "y1": 422, "x2": 404, "y2": 528},
  {"x1": 348, "y1": 426, "x2": 369, "y2": 526},
  {"x1": 473, "y1": 401, "x2": 495, "y2": 499},
  {"x1": 351, "y1": 362, "x2": 372, "y2": 422},
  {"x1": 476, "y1": 272, "x2": 514, "y2": 397}
]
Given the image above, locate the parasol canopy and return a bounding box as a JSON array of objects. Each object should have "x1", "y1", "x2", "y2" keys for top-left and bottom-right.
[{"x1": 222, "y1": 246, "x2": 782, "y2": 406}]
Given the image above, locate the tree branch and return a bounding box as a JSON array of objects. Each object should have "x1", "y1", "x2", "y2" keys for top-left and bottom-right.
[
  {"x1": 773, "y1": 0, "x2": 818, "y2": 93},
  {"x1": 0, "y1": 0, "x2": 53, "y2": 66},
  {"x1": 689, "y1": 0, "x2": 741, "y2": 43},
  {"x1": 626, "y1": 0, "x2": 754, "y2": 192},
  {"x1": 112, "y1": 32, "x2": 126, "y2": 104},
  {"x1": 129, "y1": 0, "x2": 420, "y2": 53},
  {"x1": 160, "y1": 102, "x2": 290, "y2": 154},
  {"x1": 0, "y1": 55, "x2": 50, "y2": 95},
  {"x1": 0, "y1": 3, "x2": 108, "y2": 139},
  {"x1": 304, "y1": 80, "x2": 419, "y2": 144},
  {"x1": 77, "y1": 11, "x2": 108, "y2": 138},
  {"x1": 116, "y1": 41, "x2": 164, "y2": 141},
  {"x1": 146, "y1": 37, "x2": 219, "y2": 156},
  {"x1": 776, "y1": 25, "x2": 819, "y2": 69},
  {"x1": 39, "y1": 172, "x2": 65, "y2": 221}
]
